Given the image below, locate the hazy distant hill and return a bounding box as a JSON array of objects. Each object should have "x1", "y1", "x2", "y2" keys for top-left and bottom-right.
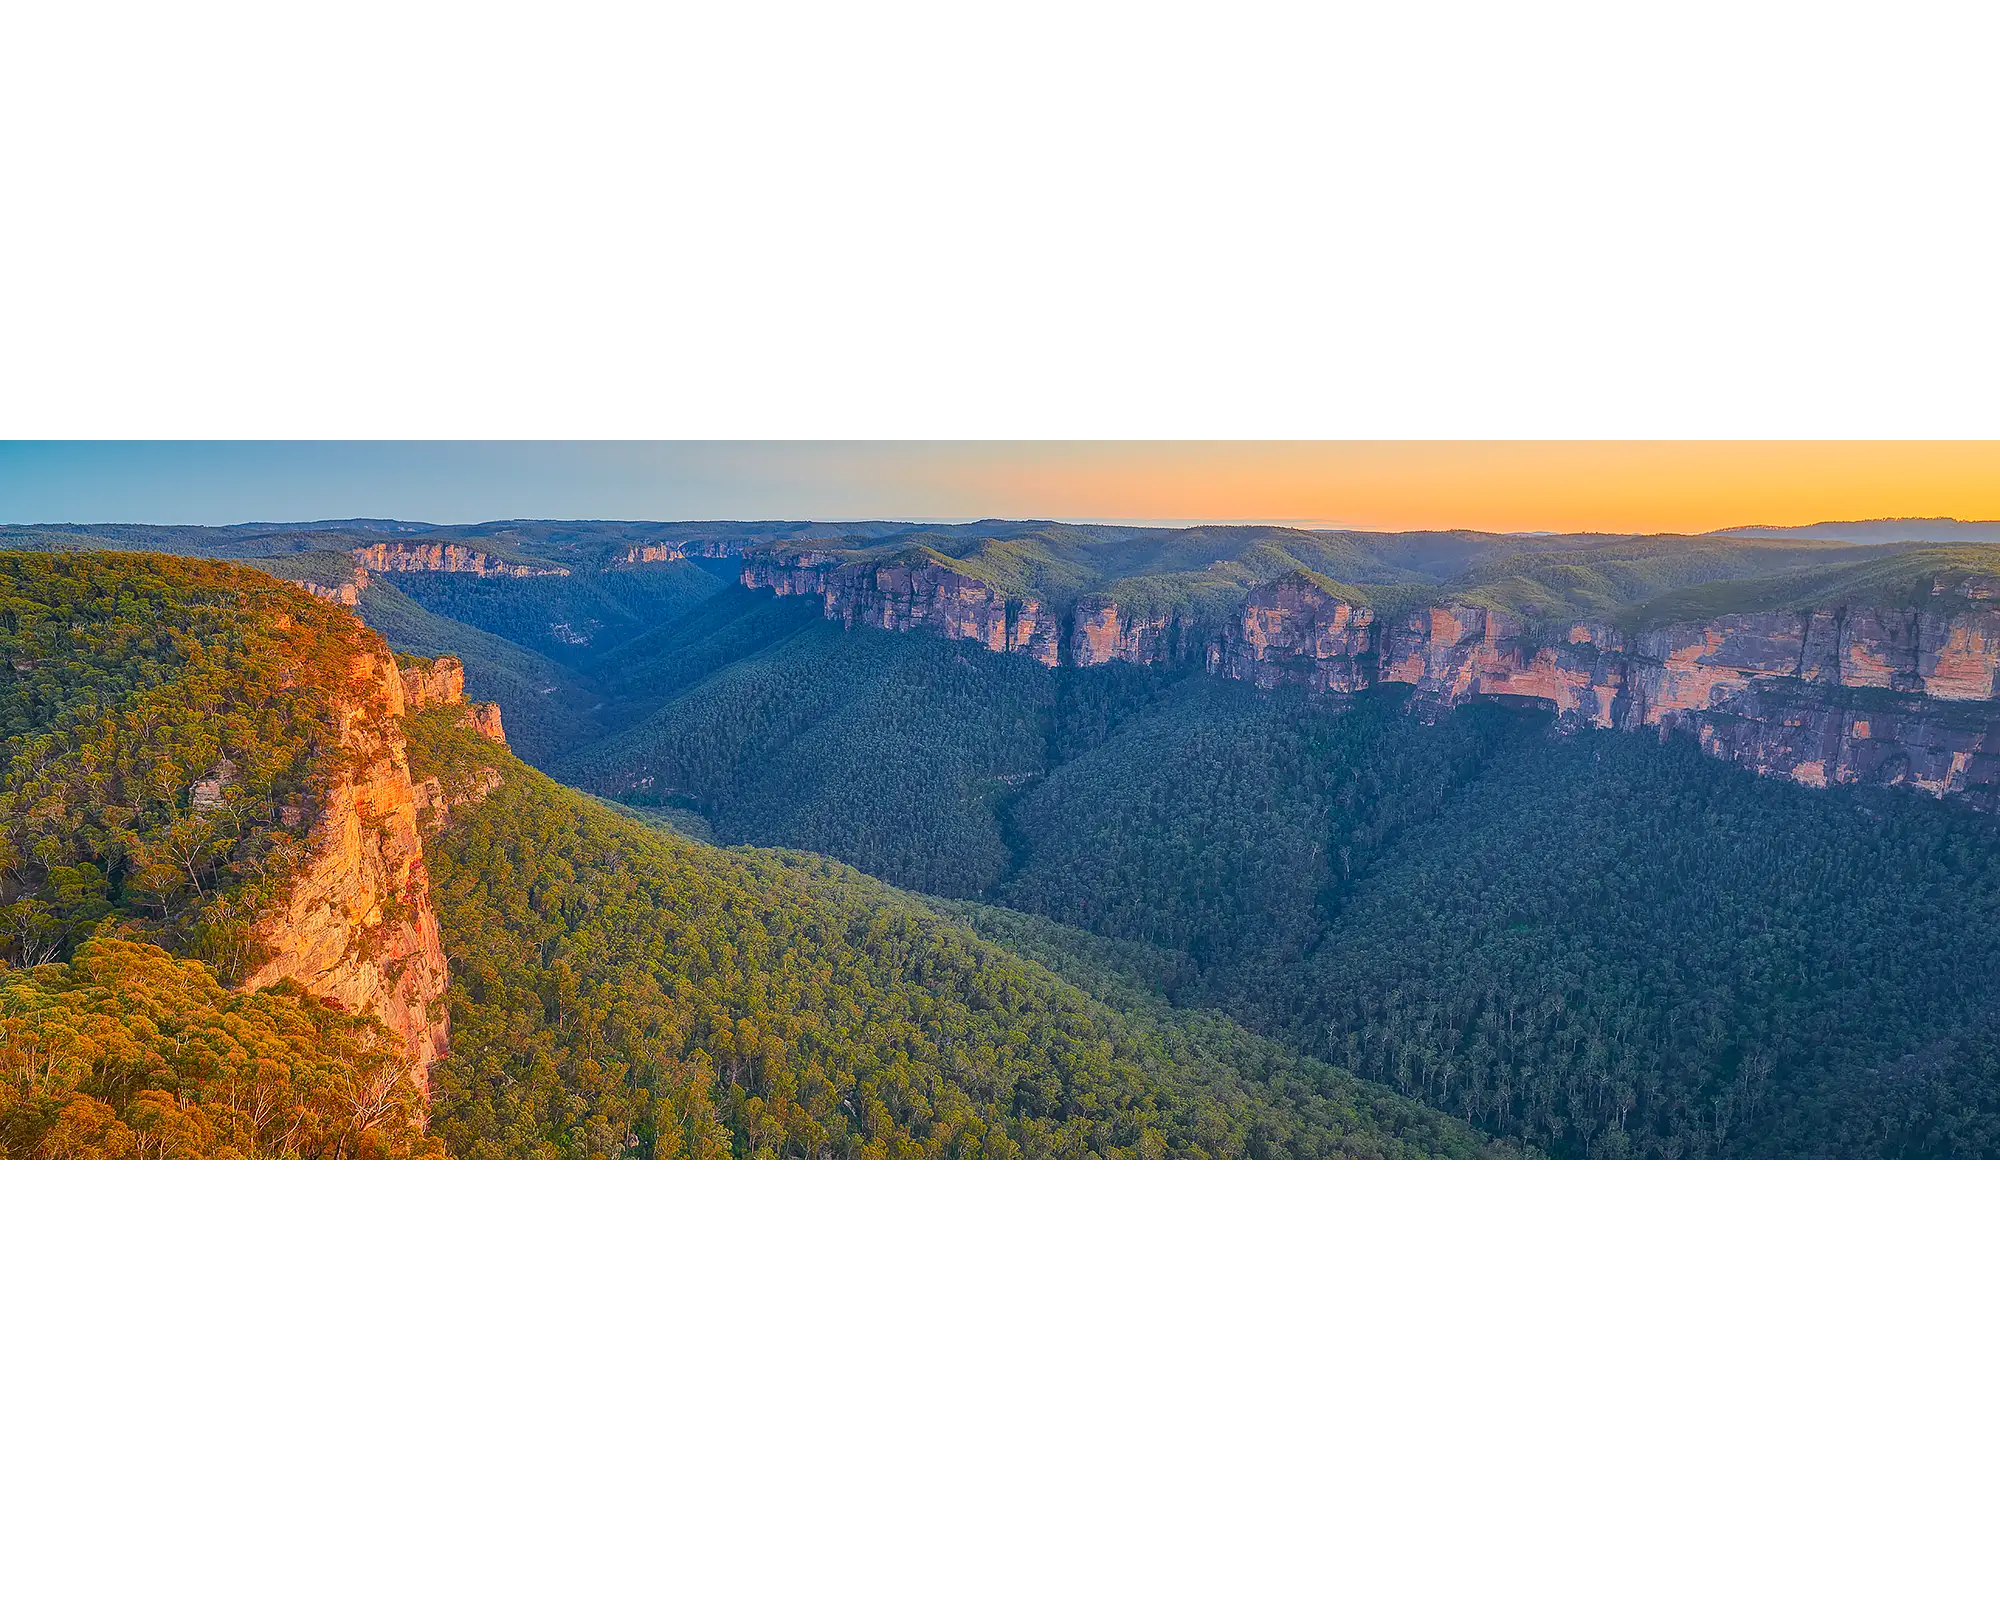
[{"x1": 1707, "y1": 517, "x2": 2000, "y2": 544}]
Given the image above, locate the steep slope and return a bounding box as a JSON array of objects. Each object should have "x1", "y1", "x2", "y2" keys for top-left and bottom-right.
[
  {"x1": 0, "y1": 553, "x2": 506, "y2": 1105},
  {"x1": 556, "y1": 601, "x2": 1194, "y2": 897},
  {"x1": 407, "y1": 711, "x2": 1492, "y2": 1158},
  {"x1": 532, "y1": 594, "x2": 2000, "y2": 1157},
  {"x1": 0, "y1": 938, "x2": 436, "y2": 1158},
  {"x1": 25, "y1": 516, "x2": 1995, "y2": 808},
  {"x1": 737, "y1": 538, "x2": 2000, "y2": 809}
]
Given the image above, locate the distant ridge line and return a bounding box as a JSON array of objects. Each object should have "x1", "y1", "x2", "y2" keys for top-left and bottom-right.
[{"x1": 1705, "y1": 517, "x2": 2000, "y2": 544}]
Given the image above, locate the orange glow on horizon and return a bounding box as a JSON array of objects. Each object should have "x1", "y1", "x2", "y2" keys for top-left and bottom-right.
[{"x1": 867, "y1": 442, "x2": 2000, "y2": 534}]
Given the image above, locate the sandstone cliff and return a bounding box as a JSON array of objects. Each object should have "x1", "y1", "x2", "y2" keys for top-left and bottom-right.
[
  {"x1": 1206, "y1": 578, "x2": 1377, "y2": 692},
  {"x1": 1071, "y1": 598, "x2": 1205, "y2": 669},
  {"x1": 296, "y1": 568, "x2": 371, "y2": 607},
  {"x1": 1222, "y1": 582, "x2": 2000, "y2": 808},
  {"x1": 289, "y1": 540, "x2": 565, "y2": 608},
  {"x1": 400, "y1": 654, "x2": 467, "y2": 708},
  {"x1": 353, "y1": 541, "x2": 570, "y2": 578},
  {"x1": 740, "y1": 551, "x2": 2000, "y2": 807},
  {"x1": 243, "y1": 646, "x2": 451, "y2": 1099},
  {"x1": 621, "y1": 542, "x2": 685, "y2": 564},
  {"x1": 743, "y1": 551, "x2": 1061, "y2": 666},
  {"x1": 400, "y1": 655, "x2": 510, "y2": 743},
  {"x1": 241, "y1": 649, "x2": 510, "y2": 1104}
]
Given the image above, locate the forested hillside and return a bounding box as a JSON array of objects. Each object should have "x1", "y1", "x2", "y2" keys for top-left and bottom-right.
[
  {"x1": 988, "y1": 691, "x2": 2000, "y2": 1156},
  {"x1": 408, "y1": 712, "x2": 1491, "y2": 1158},
  {"x1": 0, "y1": 547, "x2": 1490, "y2": 1158},
  {"x1": 0, "y1": 939, "x2": 433, "y2": 1158},
  {"x1": 499, "y1": 602, "x2": 2000, "y2": 1158},
  {"x1": 0, "y1": 553, "x2": 434, "y2": 1155},
  {"x1": 0, "y1": 551, "x2": 378, "y2": 977},
  {"x1": 9, "y1": 525, "x2": 2000, "y2": 1160}
]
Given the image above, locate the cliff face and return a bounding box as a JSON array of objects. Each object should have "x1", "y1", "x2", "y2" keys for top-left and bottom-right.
[
  {"x1": 353, "y1": 541, "x2": 570, "y2": 578},
  {"x1": 1208, "y1": 579, "x2": 1377, "y2": 692},
  {"x1": 1378, "y1": 606, "x2": 1630, "y2": 727},
  {"x1": 740, "y1": 553, "x2": 2000, "y2": 808},
  {"x1": 242, "y1": 649, "x2": 510, "y2": 1103},
  {"x1": 621, "y1": 542, "x2": 684, "y2": 564},
  {"x1": 289, "y1": 541, "x2": 567, "y2": 608},
  {"x1": 400, "y1": 655, "x2": 466, "y2": 708},
  {"x1": 1257, "y1": 586, "x2": 2000, "y2": 808},
  {"x1": 400, "y1": 655, "x2": 510, "y2": 743},
  {"x1": 297, "y1": 569, "x2": 371, "y2": 607},
  {"x1": 459, "y1": 700, "x2": 507, "y2": 742},
  {"x1": 743, "y1": 552, "x2": 1061, "y2": 666},
  {"x1": 243, "y1": 647, "x2": 451, "y2": 1099},
  {"x1": 1675, "y1": 681, "x2": 2000, "y2": 800},
  {"x1": 1072, "y1": 599, "x2": 1202, "y2": 669}
]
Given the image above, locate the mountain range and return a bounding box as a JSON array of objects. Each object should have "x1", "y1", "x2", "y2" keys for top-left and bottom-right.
[{"x1": 3, "y1": 515, "x2": 1996, "y2": 1157}]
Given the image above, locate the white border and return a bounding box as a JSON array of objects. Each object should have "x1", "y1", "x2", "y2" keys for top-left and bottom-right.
[
  {"x1": 6, "y1": 1161, "x2": 1995, "y2": 1597},
  {"x1": 4, "y1": 2, "x2": 1997, "y2": 438},
  {"x1": 4, "y1": 3, "x2": 1997, "y2": 1594}
]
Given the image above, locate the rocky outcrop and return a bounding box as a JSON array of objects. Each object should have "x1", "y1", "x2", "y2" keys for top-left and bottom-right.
[
  {"x1": 294, "y1": 567, "x2": 370, "y2": 607},
  {"x1": 1379, "y1": 607, "x2": 1630, "y2": 727},
  {"x1": 190, "y1": 758, "x2": 241, "y2": 813},
  {"x1": 353, "y1": 541, "x2": 569, "y2": 579},
  {"x1": 621, "y1": 542, "x2": 684, "y2": 564},
  {"x1": 1257, "y1": 586, "x2": 2000, "y2": 808},
  {"x1": 399, "y1": 655, "x2": 508, "y2": 744},
  {"x1": 1072, "y1": 599, "x2": 1202, "y2": 668},
  {"x1": 459, "y1": 701, "x2": 506, "y2": 743},
  {"x1": 414, "y1": 766, "x2": 503, "y2": 834},
  {"x1": 400, "y1": 655, "x2": 467, "y2": 710},
  {"x1": 1674, "y1": 682, "x2": 2000, "y2": 800},
  {"x1": 243, "y1": 648, "x2": 450, "y2": 1100},
  {"x1": 740, "y1": 552, "x2": 2000, "y2": 808},
  {"x1": 238, "y1": 647, "x2": 510, "y2": 1106},
  {"x1": 743, "y1": 552, "x2": 1060, "y2": 666},
  {"x1": 1207, "y1": 579, "x2": 1378, "y2": 692},
  {"x1": 289, "y1": 543, "x2": 567, "y2": 605}
]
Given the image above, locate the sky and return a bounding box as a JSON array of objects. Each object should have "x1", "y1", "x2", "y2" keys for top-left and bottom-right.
[{"x1": 3, "y1": 441, "x2": 1999, "y2": 533}]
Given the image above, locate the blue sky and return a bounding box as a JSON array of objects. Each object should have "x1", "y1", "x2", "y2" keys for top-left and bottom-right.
[
  {"x1": 5, "y1": 441, "x2": 1999, "y2": 533},
  {"x1": 0, "y1": 443, "x2": 935, "y2": 527}
]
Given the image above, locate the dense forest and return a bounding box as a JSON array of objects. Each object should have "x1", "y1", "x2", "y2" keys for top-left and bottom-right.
[
  {"x1": 0, "y1": 554, "x2": 433, "y2": 1156},
  {"x1": 462, "y1": 592, "x2": 2000, "y2": 1158},
  {"x1": 409, "y1": 712, "x2": 1490, "y2": 1158},
  {"x1": 0, "y1": 548, "x2": 1487, "y2": 1158},
  {"x1": 0, "y1": 938, "x2": 433, "y2": 1158},
  {"x1": 4, "y1": 527, "x2": 1998, "y2": 1159}
]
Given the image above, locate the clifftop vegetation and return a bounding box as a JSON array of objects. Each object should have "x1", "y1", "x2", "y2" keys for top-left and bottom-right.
[{"x1": 0, "y1": 551, "x2": 384, "y2": 979}]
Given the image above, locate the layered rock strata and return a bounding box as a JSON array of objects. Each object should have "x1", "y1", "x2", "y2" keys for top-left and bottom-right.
[
  {"x1": 739, "y1": 553, "x2": 2000, "y2": 806},
  {"x1": 243, "y1": 648, "x2": 451, "y2": 1099},
  {"x1": 1226, "y1": 587, "x2": 2000, "y2": 807},
  {"x1": 240, "y1": 649, "x2": 509, "y2": 1104},
  {"x1": 353, "y1": 541, "x2": 569, "y2": 578},
  {"x1": 1071, "y1": 599, "x2": 1205, "y2": 669},
  {"x1": 1206, "y1": 579, "x2": 1377, "y2": 692},
  {"x1": 743, "y1": 552, "x2": 1061, "y2": 666},
  {"x1": 400, "y1": 654, "x2": 509, "y2": 743}
]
